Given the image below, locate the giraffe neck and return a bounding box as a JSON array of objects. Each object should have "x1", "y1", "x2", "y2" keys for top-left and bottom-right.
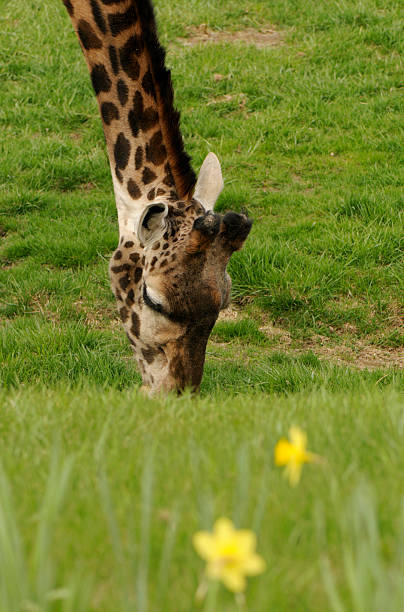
[{"x1": 63, "y1": 0, "x2": 196, "y2": 235}]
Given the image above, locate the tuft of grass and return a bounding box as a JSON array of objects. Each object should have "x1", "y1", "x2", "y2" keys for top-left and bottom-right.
[
  {"x1": 212, "y1": 318, "x2": 269, "y2": 344},
  {"x1": 321, "y1": 482, "x2": 404, "y2": 612},
  {"x1": 0, "y1": 448, "x2": 90, "y2": 612},
  {"x1": 0, "y1": 318, "x2": 139, "y2": 389},
  {"x1": 372, "y1": 330, "x2": 404, "y2": 349}
]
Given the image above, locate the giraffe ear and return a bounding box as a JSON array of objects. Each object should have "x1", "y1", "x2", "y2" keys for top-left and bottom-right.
[
  {"x1": 193, "y1": 153, "x2": 224, "y2": 211},
  {"x1": 137, "y1": 203, "x2": 169, "y2": 246}
]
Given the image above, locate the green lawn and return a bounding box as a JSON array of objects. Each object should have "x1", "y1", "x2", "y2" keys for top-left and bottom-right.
[{"x1": 0, "y1": 0, "x2": 403, "y2": 609}]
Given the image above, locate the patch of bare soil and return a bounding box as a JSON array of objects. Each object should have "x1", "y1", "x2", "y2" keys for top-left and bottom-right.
[
  {"x1": 295, "y1": 336, "x2": 404, "y2": 371},
  {"x1": 176, "y1": 25, "x2": 283, "y2": 48},
  {"x1": 218, "y1": 306, "x2": 403, "y2": 370},
  {"x1": 217, "y1": 305, "x2": 240, "y2": 322},
  {"x1": 30, "y1": 294, "x2": 60, "y2": 323},
  {"x1": 73, "y1": 299, "x2": 119, "y2": 330},
  {"x1": 80, "y1": 182, "x2": 96, "y2": 191},
  {"x1": 207, "y1": 93, "x2": 247, "y2": 107},
  {"x1": 1, "y1": 261, "x2": 17, "y2": 271},
  {"x1": 70, "y1": 132, "x2": 82, "y2": 142}
]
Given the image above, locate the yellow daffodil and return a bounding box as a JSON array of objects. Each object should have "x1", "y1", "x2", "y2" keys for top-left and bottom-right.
[
  {"x1": 275, "y1": 426, "x2": 320, "y2": 485},
  {"x1": 193, "y1": 517, "x2": 266, "y2": 593}
]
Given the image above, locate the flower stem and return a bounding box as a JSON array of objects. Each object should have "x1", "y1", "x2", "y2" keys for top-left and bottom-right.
[{"x1": 203, "y1": 581, "x2": 219, "y2": 612}]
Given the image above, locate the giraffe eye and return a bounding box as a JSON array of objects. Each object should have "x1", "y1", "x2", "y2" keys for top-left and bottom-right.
[
  {"x1": 143, "y1": 285, "x2": 188, "y2": 325},
  {"x1": 143, "y1": 284, "x2": 165, "y2": 315}
]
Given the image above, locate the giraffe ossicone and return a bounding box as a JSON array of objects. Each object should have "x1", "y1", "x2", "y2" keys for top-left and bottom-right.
[
  {"x1": 193, "y1": 152, "x2": 224, "y2": 211},
  {"x1": 63, "y1": 0, "x2": 252, "y2": 393}
]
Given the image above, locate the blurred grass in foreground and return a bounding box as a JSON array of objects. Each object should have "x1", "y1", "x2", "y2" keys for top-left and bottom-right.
[{"x1": 0, "y1": 387, "x2": 404, "y2": 610}]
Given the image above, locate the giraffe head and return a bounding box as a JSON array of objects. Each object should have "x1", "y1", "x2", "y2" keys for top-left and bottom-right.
[{"x1": 110, "y1": 153, "x2": 252, "y2": 393}]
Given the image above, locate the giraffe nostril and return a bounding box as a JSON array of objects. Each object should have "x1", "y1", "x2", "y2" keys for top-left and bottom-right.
[{"x1": 193, "y1": 212, "x2": 221, "y2": 236}]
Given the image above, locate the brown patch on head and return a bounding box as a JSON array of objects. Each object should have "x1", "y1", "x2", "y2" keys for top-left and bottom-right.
[
  {"x1": 111, "y1": 263, "x2": 130, "y2": 274},
  {"x1": 128, "y1": 178, "x2": 141, "y2": 199},
  {"x1": 119, "y1": 306, "x2": 129, "y2": 322},
  {"x1": 142, "y1": 346, "x2": 158, "y2": 364},
  {"x1": 119, "y1": 275, "x2": 130, "y2": 290},
  {"x1": 135, "y1": 146, "x2": 143, "y2": 170},
  {"x1": 131, "y1": 312, "x2": 140, "y2": 337},
  {"x1": 163, "y1": 163, "x2": 175, "y2": 187},
  {"x1": 142, "y1": 166, "x2": 157, "y2": 185},
  {"x1": 126, "y1": 288, "x2": 135, "y2": 306},
  {"x1": 134, "y1": 267, "x2": 143, "y2": 284}
]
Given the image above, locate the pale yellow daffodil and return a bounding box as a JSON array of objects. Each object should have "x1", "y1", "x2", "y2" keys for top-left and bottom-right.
[
  {"x1": 274, "y1": 426, "x2": 320, "y2": 485},
  {"x1": 193, "y1": 517, "x2": 266, "y2": 593}
]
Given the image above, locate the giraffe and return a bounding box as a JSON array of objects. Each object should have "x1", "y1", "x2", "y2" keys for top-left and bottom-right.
[{"x1": 62, "y1": 0, "x2": 252, "y2": 393}]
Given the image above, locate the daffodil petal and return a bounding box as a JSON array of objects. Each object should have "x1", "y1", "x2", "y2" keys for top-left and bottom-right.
[
  {"x1": 305, "y1": 450, "x2": 321, "y2": 464},
  {"x1": 289, "y1": 426, "x2": 307, "y2": 450},
  {"x1": 235, "y1": 530, "x2": 256, "y2": 554},
  {"x1": 274, "y1": 439, "x2": 294, "y2": 465},
  {"x1": 214, "y1": 517, "x2": 235, "y2": 540},
  {"x1": 221, "y1": 568, "x2": 246, "y2": 593},
  {"x1": 285, "y1": 461, "x2": 302, "y2": 486},
  {"x1": 242, "y1": 553, "x2": 266, "y2": 576},
  {"x1": 193, "y1": 532, "x2": 215, "y2": 561}
]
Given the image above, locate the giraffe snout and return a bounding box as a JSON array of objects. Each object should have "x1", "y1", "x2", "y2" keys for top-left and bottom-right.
[{"x1": 221, "y1": 212, "x2": 253, "y2": 251}]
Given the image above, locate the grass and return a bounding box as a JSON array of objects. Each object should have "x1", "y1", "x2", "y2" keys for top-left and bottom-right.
[
  {"x1": 0, "y1": 0, "x2": 403, "y2": 609},
  {"x1": 1, "y1": 387, "x2": 404, "y2": 611}
]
